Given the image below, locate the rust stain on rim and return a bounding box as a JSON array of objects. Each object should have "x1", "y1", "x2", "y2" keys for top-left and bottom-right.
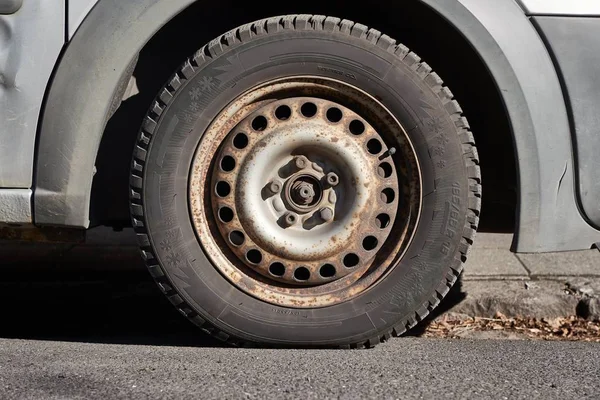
[{"x1": 188, "y1": 76, "x2": 422, "y2": 308}]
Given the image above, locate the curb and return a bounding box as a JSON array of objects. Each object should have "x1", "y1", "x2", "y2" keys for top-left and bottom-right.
[{"x1": 440, "y1": 278, "x2": 600, "y2": 322}]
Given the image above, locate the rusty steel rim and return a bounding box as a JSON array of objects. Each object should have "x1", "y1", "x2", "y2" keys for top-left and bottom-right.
[{"x1": 189, "y1": 77, "x2": 422, "y2": 308}]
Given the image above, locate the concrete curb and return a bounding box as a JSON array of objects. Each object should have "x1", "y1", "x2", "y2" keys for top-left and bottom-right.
[{"x1": 442, "y1": 278, "x2": 600, "y2": 322}]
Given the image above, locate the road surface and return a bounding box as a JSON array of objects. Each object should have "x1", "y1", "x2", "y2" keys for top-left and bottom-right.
[
  {"x1": 1, "y1": 231, "x2": 599, "y2": 399},
  {"x1": 1, "y1": 337, "x2": 598, "y2": 399}
]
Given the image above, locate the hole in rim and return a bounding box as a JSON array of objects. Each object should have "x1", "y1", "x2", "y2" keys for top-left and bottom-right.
[
  {"x1": 252, "y1": 115, "x2": 268, "y2": 131},
  {"x1": 380, "y1": 188, "x2": 396, "y2": 204},
  {"x1": 367, "y1": 138, "x2": 383, "y2": 155},
  {"x1": 233, "y1": 133, "x2": 248, "y2": 149},
  {"x1": 349, "y1": 120, "x2": 365, "y2": 135},
  {"x1": 343, "y1": 253, "x2": 360, "y2": 268},
  {"x1": 275, "y1": 105, "x2": 292, "y2": 120},
  {"x1": 326, "y1": 107, "x2": 343, "y2": 123},
  {"x1": 269, "y1": 262, "x2": 286, "y2": 277},
  {"x1": 215, "y1": 181, "x2": 231, "y2": 197},
  {"x1": 220, "y1": 155, "x2": 236, "y2": 172},
  {"x1": 294, "y1": 267, "x2": 311, "y2": 281},
  {"x1": 246, "y1": 249, "x2": 263, "y2": 265},
  {"x1": 300, "y1": 102, "x2": 317, "y2": 118},
  {"x1": 376, "y1": 213, "x2": 390, "y2": 229},
  {"x1": 378, "y1": 162, "x2": 393, "y2": 178},
  {"x1": 218, "y1": 207, "x2": 234, "y2": 223},
  {"x1": 319, "y1": 264, "x2": 336, "y2": 278},
  {"x1": 229, "y1": 231, "x2": 245, "y2": 246},
  {"x1": 362, "y1": 236, "x2": 379, "y2": 251}
]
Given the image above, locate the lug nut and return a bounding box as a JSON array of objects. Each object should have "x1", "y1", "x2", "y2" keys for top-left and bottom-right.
[
  {"x1": 294, "y1": 156, "x2": 309, "y2": 169},
  {"x1": 319, "y1": 207, "x2": 334, "y2": 222},
  {"x1": 326, "y1": 172, "x2": 339, "y2": 187},
  {"x1": 282, "y1": 212, "x2": 298, "y2": 228},
  {"x1": 268, "y1": 180, "x2": 282, "y2": 194}
]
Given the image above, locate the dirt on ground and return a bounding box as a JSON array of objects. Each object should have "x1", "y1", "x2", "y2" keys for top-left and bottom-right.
[{"x1": 426, "y1": 313, "x2": 600, "y2": 342}]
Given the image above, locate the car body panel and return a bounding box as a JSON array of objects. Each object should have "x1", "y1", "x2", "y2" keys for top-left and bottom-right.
[
  {"x1": 0, "y1": 0, "x2": 64, "y2": 188},
  {"x1": 518, "y1": 0, "x2": 600, "y2": 16},
  {"x1": 68, "y1": 0, "x2": 98, "y2": 38},
  {"x1": 0, "y1": 0, "x2": 64, "y2": 224},
  {"x1": 533, "y1": 17, "x2": 600, "y2": 229}
]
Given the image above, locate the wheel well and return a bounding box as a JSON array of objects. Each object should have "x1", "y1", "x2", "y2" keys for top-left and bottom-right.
[{"x1": 90, "y1": 0, "x2": 517, "y2": 232}]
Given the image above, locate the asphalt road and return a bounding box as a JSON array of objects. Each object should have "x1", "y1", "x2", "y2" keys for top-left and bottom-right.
[
  {"x1": 1, "y1": 234, "x2": 599, "y2": 399},
  {"x1": 0, "y1": 268, "x2": 598, "y2": 399},
  {"x1": 1, "y1": 337, "x2": 599, "y2": 399}
]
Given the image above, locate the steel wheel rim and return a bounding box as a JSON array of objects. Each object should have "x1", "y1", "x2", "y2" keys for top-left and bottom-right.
[{"x1": 189, "y1": 77, "x2": 422, "y2": 308}]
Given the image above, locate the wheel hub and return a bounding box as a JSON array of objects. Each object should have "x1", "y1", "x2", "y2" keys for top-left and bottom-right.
[
  {"x1": 188, "y1": 77, "x2": 421, "y2": 307},
  {"x1": 289, "y1": 175, "x2": 320, "y2": 208},
  {"x1": 283, "y1": 170, "x2": 325, "y2": 214}
]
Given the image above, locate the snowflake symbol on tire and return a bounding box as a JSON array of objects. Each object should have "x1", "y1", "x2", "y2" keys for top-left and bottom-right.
[
  {"x1": 163, "y1": 216, "x2": 176, "y2": 227},
  {"x1": 436, "y1": 133, "x2": 450, "y2": 146},
  {"x1": 198, "y1": 76, "x2": 215, "y2": 92},
  {"x1": 189, "y1": 87, "x2": 202, "y2": 101},
  {"x1": 426, "y1": 117, "x2": 444, "y2": 134},
  {"x1": 164, "y1": 227, "x2": 179, "y2": 239},
  {"x1": 182, "y1": 112, "x2": 194, "y2": 123},
  {"x1": 431, "y1": 146, "x2": 445, "y2": 157},
  {"x1": 166, "y1": 252, "x2": 181, "y2": 266},
  {"x1": 159, "y1": 239, "x2": 172, "y2": 252},
  {"x1": 189, "y1": 102, "x2": 200, "y2": 112}
]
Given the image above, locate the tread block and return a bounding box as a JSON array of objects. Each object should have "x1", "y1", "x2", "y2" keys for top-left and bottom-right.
[
  {"x1": 130, "y1": 175, "x2": 142, "y2": 189},
  {"x1": 180, "y1": 61, "x2": 195, "y2": 79},
  {"x1": 403, "y1": 52, "x2": 421, "y2": 68},
  {"x1": 130, "y1": 204, "x2": 144, "y2": 217},
  {"x1": 136, "y1": 233, "x2": 150, "y2": 247},
  {"x1": 158, "y1": 89, "x2": 173, "y2": 105},
  {"x1": 324, "y1": 16, "x2": 341, "y2": 31},
  {"x1": 169, "y1": 75, "x2": 181, "y2": 91},
  {"x1": 147, "y1": 264, "x2": 165, "y2": 278}
]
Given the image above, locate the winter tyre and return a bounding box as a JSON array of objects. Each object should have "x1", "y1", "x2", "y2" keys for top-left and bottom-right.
[{"x1": 130, "y1": 15, "x2": 481, "y2": 348}]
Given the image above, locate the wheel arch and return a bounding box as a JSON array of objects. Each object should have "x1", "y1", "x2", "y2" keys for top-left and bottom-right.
[
  {"x1": 421, "y1": 0, "x2": 600, "y2": 251},
  {"x1": 34, "y1": 0, "x2": 600, "y2": 251},
  {"x1": 34, "y1": 0, "x2": 197, "y2": 227}
]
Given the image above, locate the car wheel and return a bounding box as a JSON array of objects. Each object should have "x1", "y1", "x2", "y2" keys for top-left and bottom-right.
[{"x1": 130, "y1": 15, "x2": 481, "y2": 347}]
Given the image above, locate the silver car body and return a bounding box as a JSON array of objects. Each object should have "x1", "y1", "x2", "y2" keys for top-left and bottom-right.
[{"x1": 0, "y1": 0, "x2": 599, "y2": 252}]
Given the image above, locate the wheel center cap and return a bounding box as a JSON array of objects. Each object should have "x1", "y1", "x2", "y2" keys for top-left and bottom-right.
[
  {"x1": 287, "y1": 175, "x2": 321, "y2": 209},
  {"x1": 291, "y1": 180, "x2": 316, "y2": 205}
]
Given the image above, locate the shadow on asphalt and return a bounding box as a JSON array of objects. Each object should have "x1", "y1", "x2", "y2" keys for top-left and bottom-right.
[
  {"x1": 0, "y1": 239, "x2": 466, "y2": 347},
  {"x1": 0, "y1": 242, "x2": 222, "y2": 347}
]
